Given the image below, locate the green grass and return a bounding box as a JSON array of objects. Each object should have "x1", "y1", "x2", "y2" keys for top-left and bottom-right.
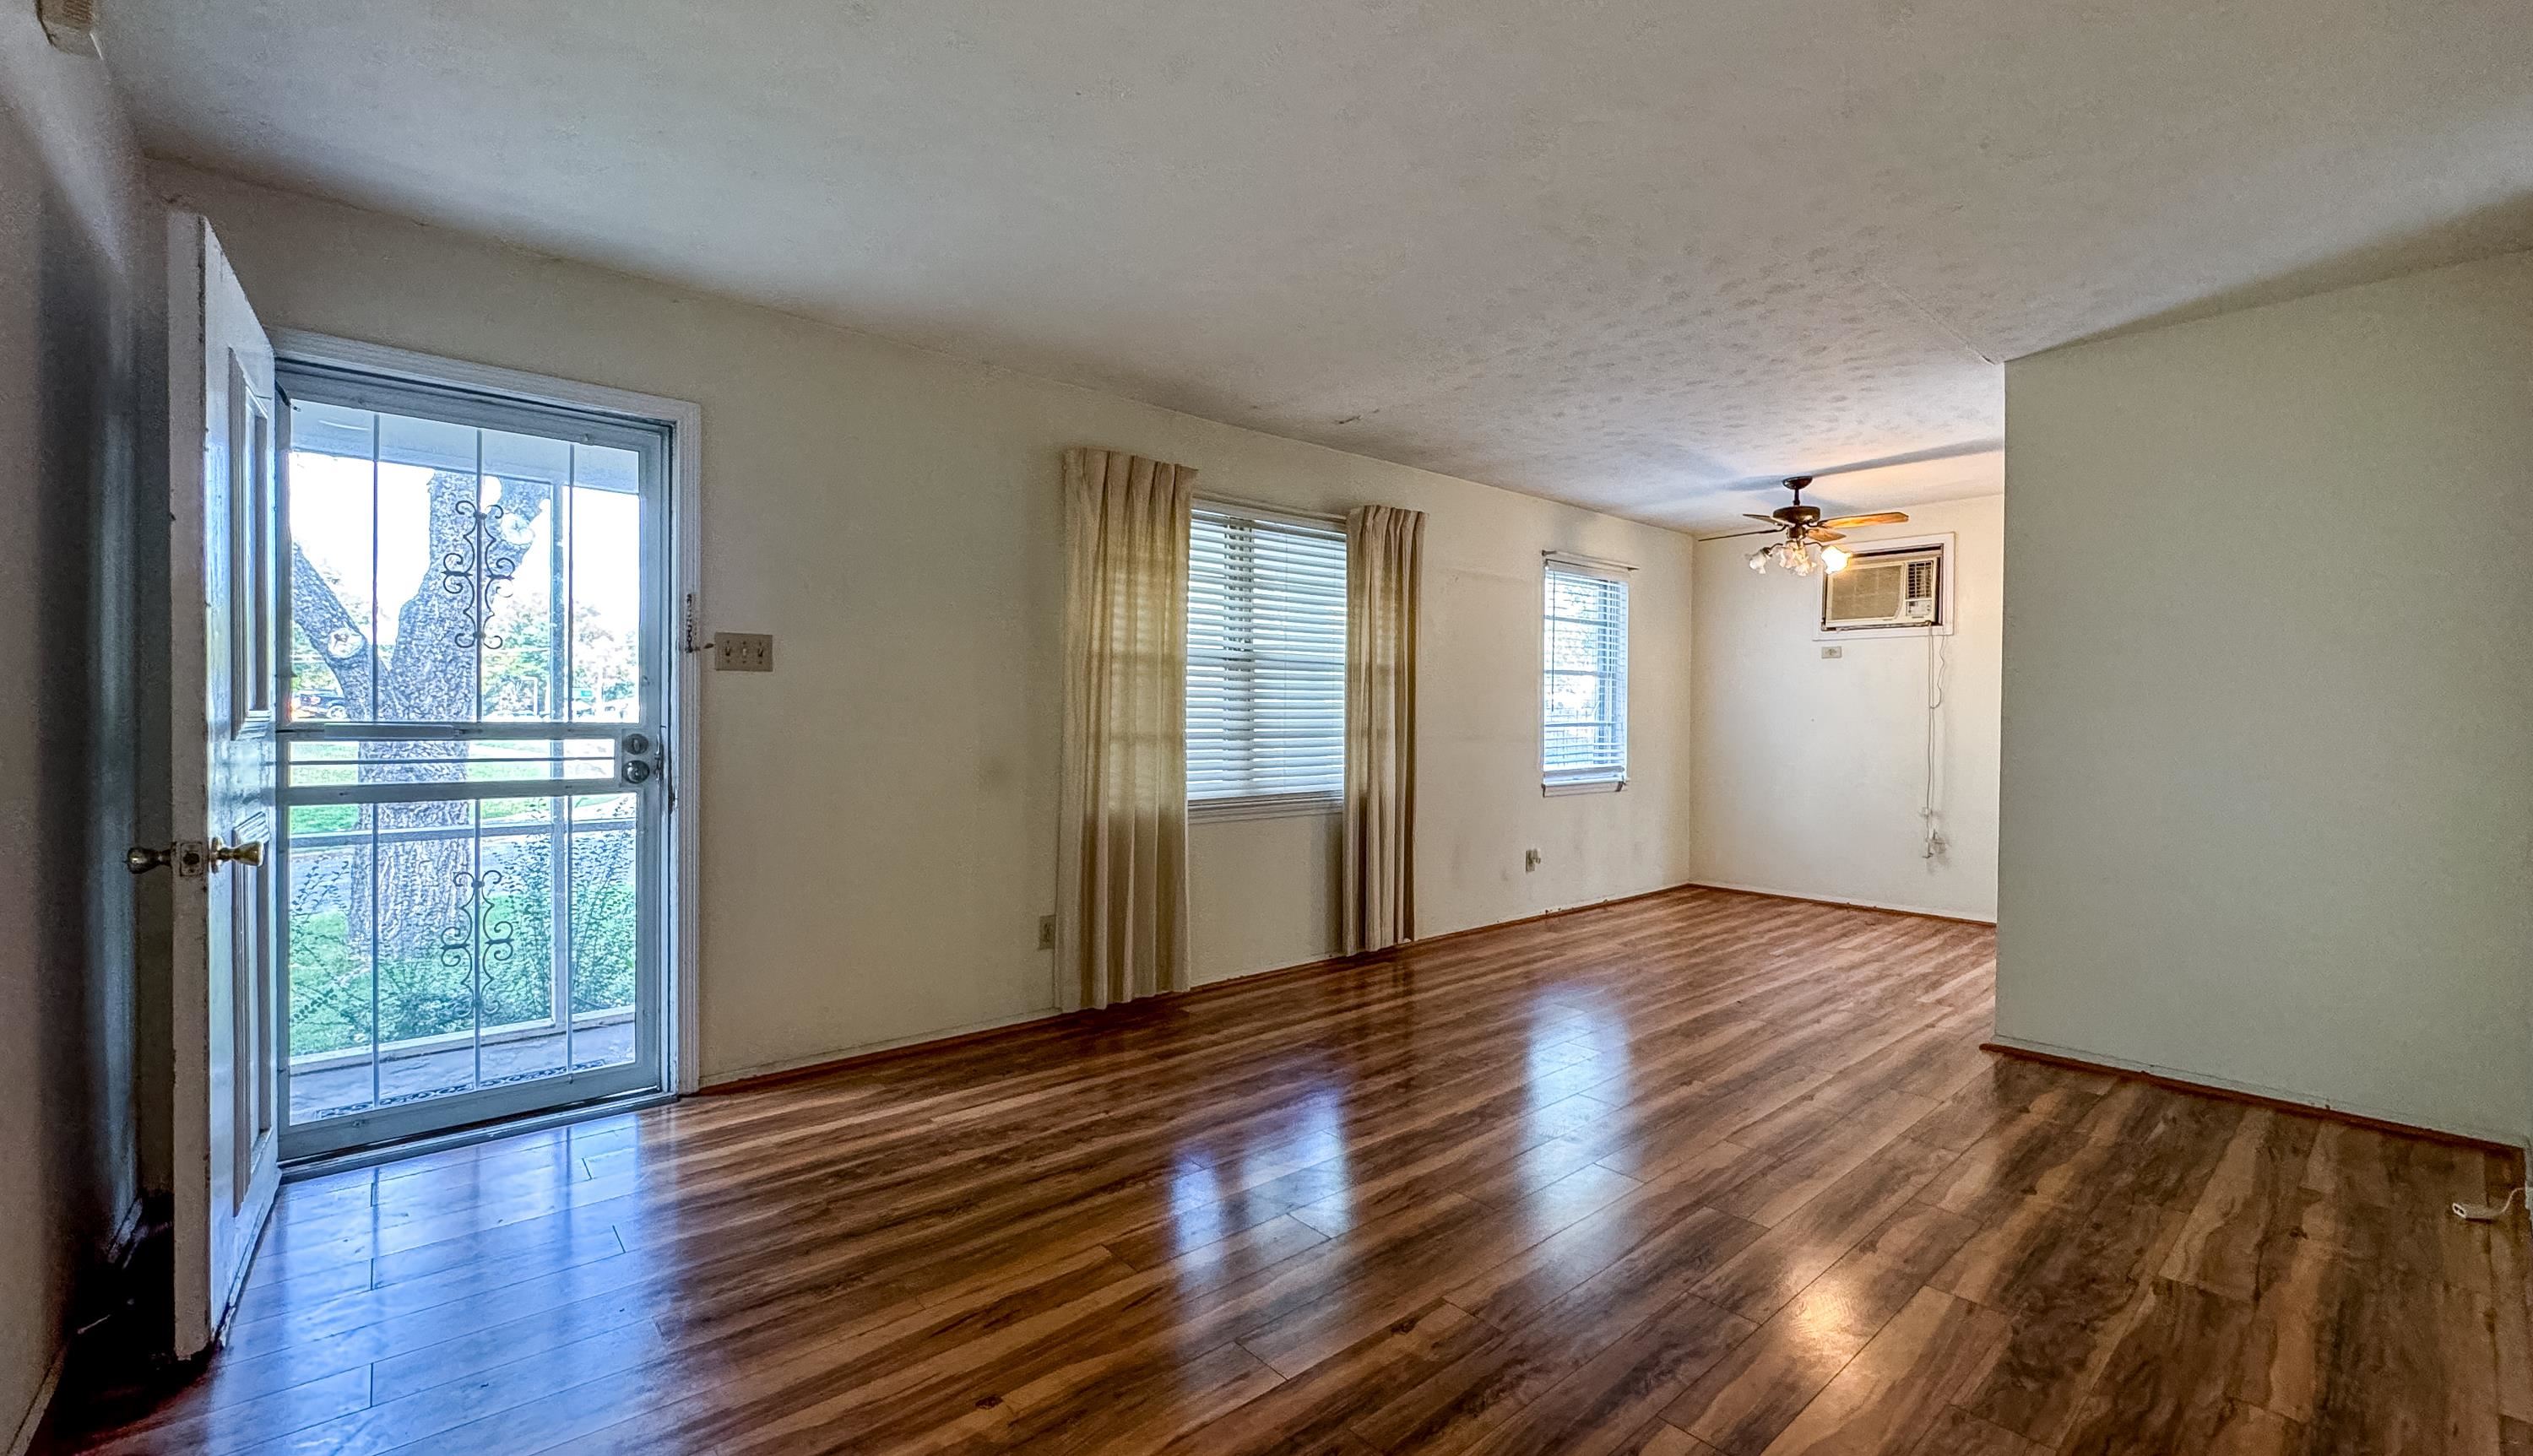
[{"x1": 288, "y1": 865, "x2": 638, "y2": 1058}]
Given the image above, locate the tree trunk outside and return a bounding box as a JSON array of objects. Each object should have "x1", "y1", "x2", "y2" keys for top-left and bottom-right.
[{"x1": 290, "y1": 469, "x2": 553, "y2": 1043}]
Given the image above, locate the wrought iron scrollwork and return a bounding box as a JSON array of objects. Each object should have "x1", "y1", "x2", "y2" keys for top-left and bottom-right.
[
  {"x1": 443, "y1": 867, "x2": 517, "y2": 1034},
  {"x1": 437, "y1": 490, "x2": 531, "y2": 650}
]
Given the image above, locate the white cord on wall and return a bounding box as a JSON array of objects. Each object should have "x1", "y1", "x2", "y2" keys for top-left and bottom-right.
[
  {"x1": 1921, "y1": 630, "x2": 1949, "y2": 860},
  {"x1": 2454, "y1": 1186, "x2": 2528, "y2": 1222}
]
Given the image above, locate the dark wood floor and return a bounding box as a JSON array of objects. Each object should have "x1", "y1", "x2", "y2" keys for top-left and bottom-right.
[{"x1": 52, "y1": 887, "x2": 2530, "y2": 1455}]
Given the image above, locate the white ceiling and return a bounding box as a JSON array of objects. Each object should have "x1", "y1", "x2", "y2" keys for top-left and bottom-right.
[{"x1": 99, "y1": 1, "x2": 2532, "y2": 531}]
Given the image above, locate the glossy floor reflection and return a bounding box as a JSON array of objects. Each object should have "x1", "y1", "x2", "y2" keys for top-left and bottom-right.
[{"x1": 49, "y1": 888, "x2": 2529, "y2": 1454}]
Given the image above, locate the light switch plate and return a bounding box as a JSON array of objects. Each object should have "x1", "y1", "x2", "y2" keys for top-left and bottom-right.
[
  {"x1": 713, "y1": 632, "x2": 773, "y2": 672},
  {"x1": 1820, "y1": 645, "x2": 1843, "y2": 659}
]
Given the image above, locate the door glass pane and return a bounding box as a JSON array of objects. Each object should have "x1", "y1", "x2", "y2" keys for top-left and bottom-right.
[
  {"x1": 279, "y1": 380, "x2": 660, "y2": 1153},
  {"x1": 285, "y1": 404, "x2": 377, "y2": 723},
  {"x1": 368, "y1": 795, "x2": 490, "y2": 1103},
  {"x1": 286, "y1": 791, "x2": 642, "y2": 1121},
  {"x1": 284, "y1": 404, "x2": 648, "y2": 728},
  {"x1": 567, "y1": 793, "x2": 639, "y2": 1071},
  {"x1": 285, "y1": 801, "x2": 373, "y2": 1123},
  {"x1": 568, "y1": 452, "x2": 643, "y2": 722},
  {"x1": 373, "y1": 454, "x2": 454, "y2": 723}
]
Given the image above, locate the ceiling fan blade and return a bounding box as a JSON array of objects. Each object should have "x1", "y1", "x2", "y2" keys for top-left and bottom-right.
[
  {"x1": 1743, "y1": 514, "x2": 1788, "y2": 527},
  {"x1": 1808, "y1": 528, "x2": 1845, "y2": 542},
  {"x1": 1817, "y1": 511, "x2": 1910, "y2": 528}
]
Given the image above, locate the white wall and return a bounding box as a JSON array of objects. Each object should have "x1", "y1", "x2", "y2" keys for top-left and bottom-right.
[
  {"x1": 1690, "y1": 496, "x2": 2002, "y2": 921},
  {"x1": 0, "y1": 14, "x2": 154, "y2": 1446},
  {"x1": 1999, "y1": 250, "x2": 2533, "y2": 1146},
  {"x1": 153, "y1": 163, "x2": 1700, "y2": 1081}
]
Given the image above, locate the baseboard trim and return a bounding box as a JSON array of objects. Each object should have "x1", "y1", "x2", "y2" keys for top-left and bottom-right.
[
  {"x1": 1412, "y1": 878, "x2": 1713, "y2": 949},
  {"x1": 6, "y1": 1340, "x2": 67, "y2": 1456},
  {"x1": 702, "y1": 1010, "x2": 1067, "y2": 1094},
  {"x1": 1689, "y1": 880, "x2": 1997, "y2": 926},
  {"x1": 705, "y1": 881, "x2": 1733, "y2": 1095},
  {"x1": 7, "y1": 1194, "x2": 160, "y2": 1456},
  {"x1": 1203, "y1": 878, "x2": 1721, "y2": 979},
  {"x1": 1982, "y1": 1036, "x2": 2524, "y2": 1157},
  {"x1": 705, "y1": 881, "x2": 1997, "y2": 1099}
]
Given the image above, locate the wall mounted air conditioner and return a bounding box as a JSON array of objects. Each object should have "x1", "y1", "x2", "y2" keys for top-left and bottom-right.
[{"x1": 1821, "y1": 544, "x2": 1944, "y2": 631}]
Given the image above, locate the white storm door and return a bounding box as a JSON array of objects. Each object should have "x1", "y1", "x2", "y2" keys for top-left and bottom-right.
[{"x1": 270, "y1": 364, "x2": 673, "y2": 1161}]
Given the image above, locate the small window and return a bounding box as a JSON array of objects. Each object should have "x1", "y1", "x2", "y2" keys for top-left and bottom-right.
[
  {"x1": 1186, "y1": 505, "x2": 1348, "y2": 814},
  {"x1": 1543, "y1": 562, "x2": 1628, "y2": 788}
]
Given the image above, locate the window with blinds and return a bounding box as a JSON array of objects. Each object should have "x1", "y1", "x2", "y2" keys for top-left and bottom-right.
[
  {"x1": 1186, "y1": 505, "x2": 1348, "y2": 810},
  {"x1": 1543, "y1": 562, "x2": 1629, "y2": 784}
]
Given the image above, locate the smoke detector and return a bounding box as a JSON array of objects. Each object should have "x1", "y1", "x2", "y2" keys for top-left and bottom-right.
[{"x1": 39, "y1": 0, "x2": 102, "y2": 57}]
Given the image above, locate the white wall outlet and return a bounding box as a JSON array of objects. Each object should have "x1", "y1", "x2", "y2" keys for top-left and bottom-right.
[
  {"x1": 1037, "y1": 915, "x2": 1055, "y2": 950},
  {"x1": 1524, "y1": 848, "x2": 1542, "y2": 872},
  {"x1": 1820, "y1": 645, "x2": 1842, "y2": 659},
  {"x1": 713, "y1": 632, "x2": 773, "y2": 672}
]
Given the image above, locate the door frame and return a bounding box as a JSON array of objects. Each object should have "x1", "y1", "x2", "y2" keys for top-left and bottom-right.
[{"x1": 268, "y1": 330, "x2": 705, "y2": 1109}]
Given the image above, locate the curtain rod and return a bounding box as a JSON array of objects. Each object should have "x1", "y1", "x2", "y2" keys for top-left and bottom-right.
[
  {"x1": 1196, "y1": 491, "x2": 1348, "y2": 527},
  {"x1": 1543, "y1": 549, "x2": 1636, "y2": 572}
]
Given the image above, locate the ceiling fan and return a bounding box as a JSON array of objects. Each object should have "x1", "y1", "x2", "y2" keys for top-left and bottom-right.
[{"x1": 1744, "y1": 476, "x2": 1908, "y2": 576}]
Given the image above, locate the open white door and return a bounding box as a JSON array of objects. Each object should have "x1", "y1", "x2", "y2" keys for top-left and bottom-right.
[{"x1": 157, "y1": 212, "x2": 284, "y2": 1359}]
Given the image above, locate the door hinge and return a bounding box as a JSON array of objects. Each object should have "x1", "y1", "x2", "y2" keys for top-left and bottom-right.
[{"x1": 681, "y1": 593, "x2": 711, "y2": 655}]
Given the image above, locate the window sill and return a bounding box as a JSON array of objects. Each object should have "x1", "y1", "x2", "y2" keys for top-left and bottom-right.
[
  {"x1": 1189, "y1": 793, "x2": 1343, "y2": 825},
  {"x1": 1812, "y1": 623, "x2": 1955, "y2": 642},
  {"x1": 1542, "y1": 777, "x2": 1628, "y2": 798}
]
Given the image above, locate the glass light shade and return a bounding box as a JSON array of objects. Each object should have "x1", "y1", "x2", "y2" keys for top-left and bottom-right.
[{"x1": 1820, "y1": 544, "x2": 1850, "y2": 572}]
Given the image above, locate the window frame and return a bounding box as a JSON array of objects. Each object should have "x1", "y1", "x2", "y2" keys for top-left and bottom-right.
[
  {"x1": 1185, "y1": 500, "x2": 1349, "y2": 823},
  {"x1": 1540, "y1": 557, "x2": 1630, "y2": 795}
]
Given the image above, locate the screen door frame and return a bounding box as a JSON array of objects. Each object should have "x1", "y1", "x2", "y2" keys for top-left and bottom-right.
[{"x1": 269, "y1": 333, "x2": 702, "y2": 1162}]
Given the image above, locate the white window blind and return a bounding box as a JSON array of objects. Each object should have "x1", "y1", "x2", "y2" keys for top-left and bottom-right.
[
  {"x1": 1543, "y1": 563, "x2": 1628, "y2": 782},
  {"x1": 1187, "y1": 506, "x2": 1348, "y2": 807}
]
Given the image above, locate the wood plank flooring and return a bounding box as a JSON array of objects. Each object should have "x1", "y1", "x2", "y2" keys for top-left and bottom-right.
[{"x1": 49, "y1": 887, "x2": 2530, "y2": 1454}]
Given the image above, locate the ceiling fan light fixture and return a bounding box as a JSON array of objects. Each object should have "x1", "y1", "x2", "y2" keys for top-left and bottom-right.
[
  {"x1": 1757, "y1": 536, "x2": 1828, "y2": 576},
  {"x1": 1748, "y1": 478, "x2": 1881, "y2": 581}
]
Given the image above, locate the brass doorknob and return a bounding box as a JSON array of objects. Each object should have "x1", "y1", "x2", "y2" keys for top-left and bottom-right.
[
  {"x1": 209, "y1": 838, "x2": 264, "y2": 868},
  {"x1": 127, "y1": 840, "x2": 212, "y2": 876}
]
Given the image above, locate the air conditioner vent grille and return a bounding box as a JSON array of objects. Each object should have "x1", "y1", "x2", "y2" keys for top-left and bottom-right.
[{"x1": 1822, "y1": 545, "x2": 1943, "y2": 631}]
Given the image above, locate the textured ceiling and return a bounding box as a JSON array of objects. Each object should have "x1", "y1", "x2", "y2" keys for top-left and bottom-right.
[{"x1": 98, "y1": 0, "x2": 2533, "y2": 530}]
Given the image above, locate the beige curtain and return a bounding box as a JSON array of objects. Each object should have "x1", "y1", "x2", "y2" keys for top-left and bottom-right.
[
  {"x1": 1057, "y1": 447, "x2": 1196, "y2": 1009},
  {"x1": 1342, "y1": 504, "x2": 1424, "y2": 955}
]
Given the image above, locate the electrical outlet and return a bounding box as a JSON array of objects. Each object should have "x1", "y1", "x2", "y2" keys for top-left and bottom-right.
[
  {"x1": 1524, "y1": 848, "x2": 1542, "y2": 873},
  {"x1": 1820, "y1": 645, "x2": 1842, "y2": 659},
  {"x1": 1037, "y1": 915, "x2": 1056, "y2": 950},
  {"x1": 713, "y1": 632, "x2": 773, "y2": 672}
]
